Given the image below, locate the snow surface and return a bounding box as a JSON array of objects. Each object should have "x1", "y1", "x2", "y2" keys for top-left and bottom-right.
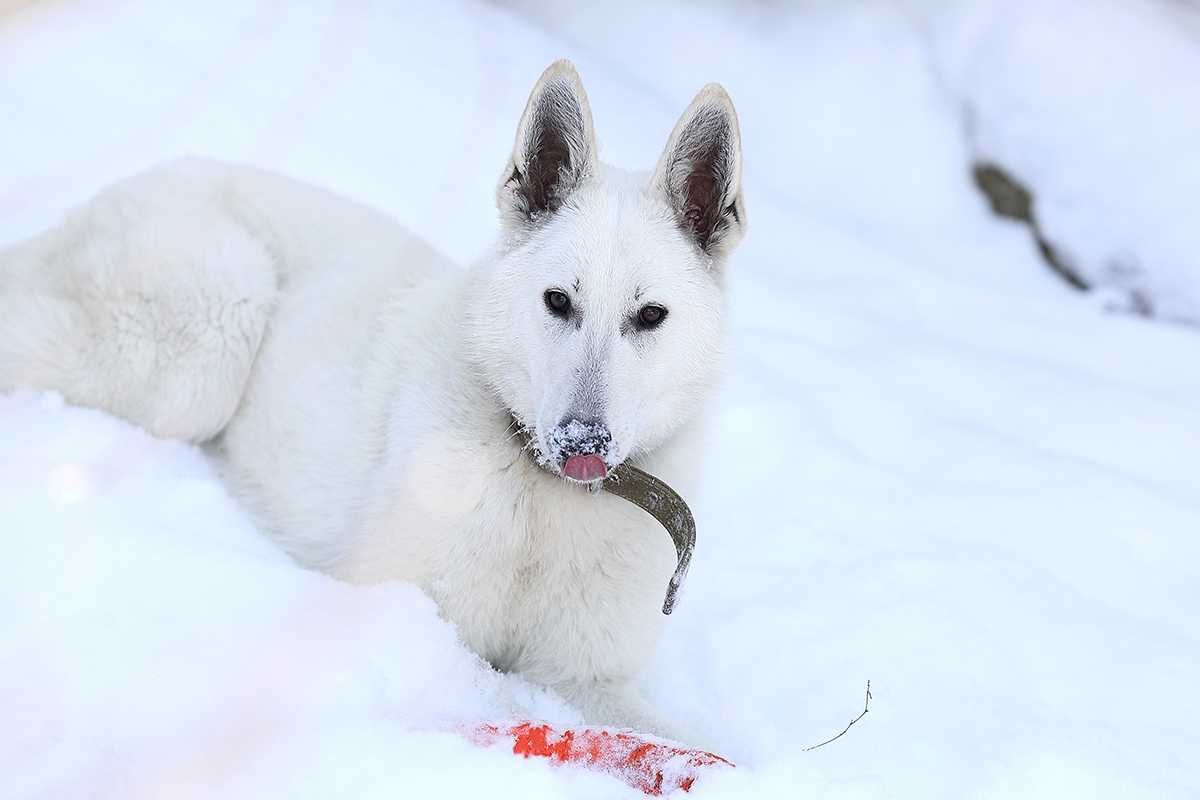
[{"x1": 2, "y1": 1, "x2": 1199, "y2": 797}]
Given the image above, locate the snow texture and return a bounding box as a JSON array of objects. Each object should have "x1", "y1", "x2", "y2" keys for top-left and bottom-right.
[{"x1": 2, "y1": 1, "x2": 1199, "y2": 797}]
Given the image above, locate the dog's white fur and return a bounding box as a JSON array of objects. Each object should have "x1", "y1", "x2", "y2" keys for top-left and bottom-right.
[{"x1": 0, "y1": 61, "x2": 745, "y2": 737}]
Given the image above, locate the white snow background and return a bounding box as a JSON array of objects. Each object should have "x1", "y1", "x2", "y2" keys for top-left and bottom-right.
[{"x1": 2, "y1": 1, "x2": 1199, "y2": 797}]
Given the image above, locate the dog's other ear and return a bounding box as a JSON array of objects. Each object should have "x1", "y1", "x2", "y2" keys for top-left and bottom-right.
[
  {"x1": 497, "y1": 60, "x2": 598, "y2": 229},
  {"x1": 651, "y1": 84, "x2": 746, "y2": 259}
]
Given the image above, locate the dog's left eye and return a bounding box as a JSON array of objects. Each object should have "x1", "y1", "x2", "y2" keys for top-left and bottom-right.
[
  {"x1": 544, "y1": 289, "x2": 572, "y2": 318},
  {"x1": 636, "y1": 304, "x2": 668, "y2": 330}
]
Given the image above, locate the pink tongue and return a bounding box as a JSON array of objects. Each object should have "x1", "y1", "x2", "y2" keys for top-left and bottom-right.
[{"x1": 563, "y1": 454, "x2": 608, "y2": 482}]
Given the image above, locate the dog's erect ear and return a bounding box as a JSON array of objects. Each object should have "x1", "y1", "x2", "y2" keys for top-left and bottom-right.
[
  {"x1": 497, "y1": 60, "x2": 598, "y2": 228},
  {"x1": 651, "y1": 84, "x2": 746, "y2": 258}
]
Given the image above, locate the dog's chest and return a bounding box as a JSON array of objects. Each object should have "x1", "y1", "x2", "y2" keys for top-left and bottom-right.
[
  {"x1": 349, "y1": 445, "x2": 674, "y2": 682},
  {"x1": 448, "y1": 477, "x2": 672, "y2": 681}
]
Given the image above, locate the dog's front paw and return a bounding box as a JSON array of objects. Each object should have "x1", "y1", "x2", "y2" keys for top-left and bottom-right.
[{"x1": 555, "y1": 679, "x2": 694, "y2": 745}]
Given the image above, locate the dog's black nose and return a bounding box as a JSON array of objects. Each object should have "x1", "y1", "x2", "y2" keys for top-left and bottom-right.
[
  {"x1": 552, "y1": 416, "x2": 611, "y2": 482},
  {"x1": 551, "y1": 416, "x2": 611, "y2": 458}
]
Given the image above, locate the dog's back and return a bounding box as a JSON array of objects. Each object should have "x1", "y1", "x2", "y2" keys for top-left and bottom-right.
[{"x1": 0, "y1": 159, "x2": 451, "y2": 442}]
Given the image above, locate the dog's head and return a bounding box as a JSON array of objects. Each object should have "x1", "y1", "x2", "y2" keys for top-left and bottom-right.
[{"x1": 468, "y1": 60, "x2": 746, "y2": 484}]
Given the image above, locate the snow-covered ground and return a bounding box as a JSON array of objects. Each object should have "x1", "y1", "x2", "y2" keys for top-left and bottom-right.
[{"x1": 2, "y1": 1, "x2": 1199, "y2": 797}]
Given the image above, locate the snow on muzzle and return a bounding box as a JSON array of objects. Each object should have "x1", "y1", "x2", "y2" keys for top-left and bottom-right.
[{"x1": 549, "y1": 417, "x2": 612, "y2": 482}]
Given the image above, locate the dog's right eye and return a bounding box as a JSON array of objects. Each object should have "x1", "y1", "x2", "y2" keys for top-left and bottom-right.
[{"x1": 544, "y1": 289, "x2": 571, "y2": 318}]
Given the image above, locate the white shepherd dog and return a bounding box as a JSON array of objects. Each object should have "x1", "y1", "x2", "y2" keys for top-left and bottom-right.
[{"x1": 0, "y1": 61, "x2": 746, "y2": 737}]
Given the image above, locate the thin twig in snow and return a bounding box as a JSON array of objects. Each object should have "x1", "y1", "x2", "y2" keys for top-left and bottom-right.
[{"x1": 803, "y1": 680, "x2": 872, "y2": 752}]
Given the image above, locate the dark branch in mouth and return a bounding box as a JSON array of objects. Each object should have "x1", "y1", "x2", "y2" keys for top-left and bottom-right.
[
  {"x1": 601, "y1": 463, "x2": 695, "y2": 615},
  {"x1": 508, "y1": 413, "x2": 696, "y2": 614}
]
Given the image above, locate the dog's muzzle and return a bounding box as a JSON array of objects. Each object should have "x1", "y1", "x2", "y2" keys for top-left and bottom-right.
[{"x1": 550, "y1": 417, "x2": 613, "y2": 483}]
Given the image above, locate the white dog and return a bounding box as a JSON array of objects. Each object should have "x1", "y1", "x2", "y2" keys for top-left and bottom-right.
[{"x1": 0, "y1": 60, "x2": 745, "y2": 737}]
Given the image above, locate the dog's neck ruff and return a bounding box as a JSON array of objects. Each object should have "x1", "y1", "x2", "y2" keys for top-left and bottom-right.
[{"x1": 509, "y1": 417, "x2": 695, "y2": 615}]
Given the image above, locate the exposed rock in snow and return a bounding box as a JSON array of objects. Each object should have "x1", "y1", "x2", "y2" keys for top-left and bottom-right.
[{"x1": 920, "y1": 0, "x2": 1200, "y2": 325}]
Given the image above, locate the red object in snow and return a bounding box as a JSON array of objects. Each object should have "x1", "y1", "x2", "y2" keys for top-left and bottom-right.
[{"x1": 464, "y1": 721, "x2": 733, "y2": 796}]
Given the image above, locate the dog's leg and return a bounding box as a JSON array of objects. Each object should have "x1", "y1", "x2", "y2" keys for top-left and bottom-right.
[{"x1": 0, "y1": 170, "x2": 277, "y2": 442}]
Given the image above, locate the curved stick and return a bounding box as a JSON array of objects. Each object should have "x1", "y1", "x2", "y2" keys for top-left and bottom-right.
[{"x1": 603, "y1": 463, "x2": 695, "y2": 615}]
